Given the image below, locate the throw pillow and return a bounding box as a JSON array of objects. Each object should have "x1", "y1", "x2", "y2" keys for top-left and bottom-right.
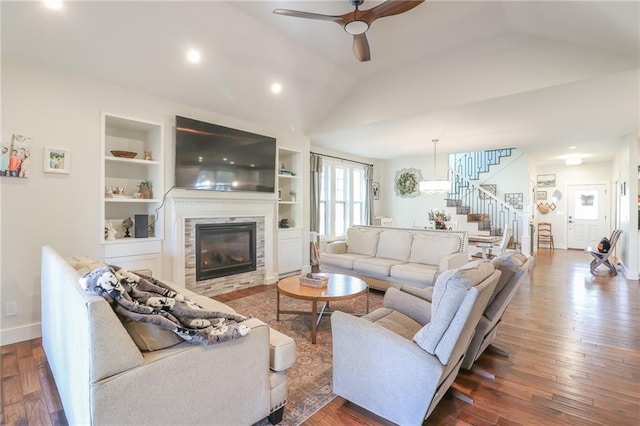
[
  {"x1": 346, "y1": 228, "x2": 380, "y2": 256},
  {"x1": 66, "y1": 255, "x2": 106, "y2": 275},
  {"x1": 413, "y1": 260, "x2": 494, "y2": 354},
  {"x1": 489, "y1": 251, "x2": 525, "y2": 303},
  {"x1": 120, "y1": 317, "x2": 183, "y2": 351},
  {"x1": 408, "y1": 234, "x2": 461, "y2": 265},
  {"x1": 375, "y1": 230, "x2": 413, "y2": 261}
]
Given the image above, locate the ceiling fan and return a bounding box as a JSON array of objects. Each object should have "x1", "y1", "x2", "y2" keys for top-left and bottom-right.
[{"x1": 273, "y1": 0, "x2": 425, "y2": 62}]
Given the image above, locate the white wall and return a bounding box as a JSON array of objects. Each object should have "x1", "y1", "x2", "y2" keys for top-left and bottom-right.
[{"x1": 0, "y1": 61, "x2": 310, "y2": 345}]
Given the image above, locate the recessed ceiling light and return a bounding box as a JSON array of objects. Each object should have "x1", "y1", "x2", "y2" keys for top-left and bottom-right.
[
  {"x1": 271, "y1": 82, "x2": 282, "y2": 94},
  {"x1": 44, "y1": 0, "x2": 63, "y2": 10},
  {"x1": 186, "y1": 49, "x2": 201, "y2": 64},
  {"x1": 565, "y1": 158, "x2": 582, "y2": 165},
  {"x1": 568, "y1": 146, "x2": 577, "y2": 150}
]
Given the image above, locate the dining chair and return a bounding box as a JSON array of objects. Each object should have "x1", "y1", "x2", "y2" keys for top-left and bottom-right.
[{"x1": 537, "y1": 222, "x2": 554, "y2": 250}]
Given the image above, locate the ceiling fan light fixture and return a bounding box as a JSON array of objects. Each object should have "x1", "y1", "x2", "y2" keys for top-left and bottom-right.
[
  {"x1": 344, "y1": 20, "x2": 369, "y2": 35},
  {"x1": 420, "y1": 139, "x2": 450, "y2": 194}
]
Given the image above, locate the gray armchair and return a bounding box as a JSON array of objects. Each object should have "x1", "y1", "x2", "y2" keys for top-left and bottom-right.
[
  {"x1": 399, "y1": 251, "x2": 533, "y2": 378},
  {"x1": 331, "y1": 260, "x2": 501, "y2": 425}
]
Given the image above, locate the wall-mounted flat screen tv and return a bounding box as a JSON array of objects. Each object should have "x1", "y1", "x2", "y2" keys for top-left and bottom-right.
[{"x1": 174, "y1": 116, "x2": 276, "y2": 193}]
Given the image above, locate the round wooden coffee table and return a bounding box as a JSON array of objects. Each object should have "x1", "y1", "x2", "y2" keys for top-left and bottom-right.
[{"x1": 277, "y1": 273, "x2": 369, "y2": 344}]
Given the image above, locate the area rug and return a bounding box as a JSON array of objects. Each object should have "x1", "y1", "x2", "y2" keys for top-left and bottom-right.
[{"x1": 225, "y1": 285, "x2": 384, "y2": 426}]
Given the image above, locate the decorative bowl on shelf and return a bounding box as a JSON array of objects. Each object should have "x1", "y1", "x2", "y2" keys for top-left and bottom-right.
[{"x1": 110, "y1": 150, "x2": 137, "y2": 159}]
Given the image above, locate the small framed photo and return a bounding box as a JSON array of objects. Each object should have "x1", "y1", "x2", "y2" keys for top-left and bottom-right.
[
  {"x1": 536, "y1": 190, "x2": 547, "y2": 201},
  {"x1": 44, "y1": 147, "x2": 71, "y2": 174},
  {"x1": 372, "y1": 181, "x2": 380, "y2": 200}
]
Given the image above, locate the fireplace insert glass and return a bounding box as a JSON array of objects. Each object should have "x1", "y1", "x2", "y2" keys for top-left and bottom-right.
[{"x1": 196, "y1": 222, "x2": 257, "y2": 281}]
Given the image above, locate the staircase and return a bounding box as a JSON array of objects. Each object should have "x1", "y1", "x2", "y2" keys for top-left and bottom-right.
[{"x1": 445, "y1": 150, "x2": 520, "y2": 252}]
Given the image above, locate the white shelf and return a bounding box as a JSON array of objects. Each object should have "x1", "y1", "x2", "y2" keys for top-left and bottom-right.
[
  {"x1": 102, "y1": 237, "x2": 163, "y2": 245},
  {"x1": 105, "y1": 198, "x2": 161, "y2": 203},
  {"x1": 105, "y1": 155, "x2": 161, "y2": 166}
]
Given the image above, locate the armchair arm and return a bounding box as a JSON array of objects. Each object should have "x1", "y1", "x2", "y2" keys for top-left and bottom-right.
[
  {"x1": 383, "y1": 287, "x2": 432, "y2": 325},
  {"x1": 325, "y1": 241, "x2": 347, "y2": 254},
  {"x1": 398, "y1": 285, "x2": 434, "y2": 303},
  {"x1": 439, "y1": 251, "x2": 468, "y2": 272}
]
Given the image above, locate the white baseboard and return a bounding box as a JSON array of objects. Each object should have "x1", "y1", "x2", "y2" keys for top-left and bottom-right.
[{"x1": 0, "y1": 322, "x2": 42, "y2": 346}]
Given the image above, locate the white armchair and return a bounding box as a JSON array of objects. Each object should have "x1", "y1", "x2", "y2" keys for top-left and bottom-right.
[{"x1": 331, "y1": 260, "x2": 501, "y2": 425}]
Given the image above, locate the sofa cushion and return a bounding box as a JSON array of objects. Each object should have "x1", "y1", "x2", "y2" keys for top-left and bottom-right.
[
  {"x1": 353, "y1": 257, "x2": 406, "y2": 277},
  {"x1": 362, "y1": 307, "x2": 422, "y2": 341},
  {"x1": 408, "y1": 234, "x2": 461, "y2": 265},
  {"x1": 321, "y1": 252, "x2": 373, "y2": 270},
  {"x1": 375, "y1": 230, "x2": 413, "y2": 261},
  {"x1": 389, "y1": 263, "x2": 439, "y2": 286},
  {"x1": 346, "y1": 227, "x2": 380, "y2": 256},
  {"x1": 413, "y1": 260, "x2": 494, "y2": 354}
]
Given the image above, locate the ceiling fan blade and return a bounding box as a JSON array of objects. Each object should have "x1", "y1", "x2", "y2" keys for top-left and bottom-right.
[
  {"x1": 361, "y1": 0, "x2": 425, "y2": 25},
  {"x1": 273, "y1": 9, "x2": 348, "y2": 26},
  {"x1": 353, "y1": 33, "x2": 371, "y2": 62}
]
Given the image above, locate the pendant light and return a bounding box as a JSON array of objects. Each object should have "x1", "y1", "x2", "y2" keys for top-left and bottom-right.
[{"x1": 419, "y1": 139, "x2": 450, "y2": 194}]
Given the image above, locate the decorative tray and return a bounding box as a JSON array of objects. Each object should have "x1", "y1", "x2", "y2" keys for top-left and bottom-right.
[
  {"x1": 110, "y1": 150, "x2": 137, "y2": 159},
  {"x1": 299, "y1": 273, "x2": 329, "y2": 288}
]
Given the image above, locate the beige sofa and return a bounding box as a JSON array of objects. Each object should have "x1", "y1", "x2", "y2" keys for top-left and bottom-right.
[
  {"x1": 320, "y1": 225, "x2": 469, "y2": 290},
  {"x1": 41, "y1": 246, "x2": 296, "y2": 426}
]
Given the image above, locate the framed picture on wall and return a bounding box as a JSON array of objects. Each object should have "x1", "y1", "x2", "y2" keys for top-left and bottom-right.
[
  {"x1": 536, "y1": 174, "x2": 556, "y2": 187},
  {"x1": 44, "y1": 147, "x2": 71, "y2": 174},
  {"x1": 372, "y1": 181, "x2": 380, "y2": 200},
  {"x1": 536, "y1": 190, "x2": 547, "y2": 201},
  {"x1": 2, "y1": 134, "x2": 32, "y2": 178}
]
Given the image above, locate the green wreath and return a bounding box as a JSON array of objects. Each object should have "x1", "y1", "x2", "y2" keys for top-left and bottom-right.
[{"x1": 396, "y1": 172, "x2": 418, "y2": 196}]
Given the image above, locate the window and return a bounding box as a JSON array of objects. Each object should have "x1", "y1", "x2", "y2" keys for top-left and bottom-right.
[{"x1": 319, "y1": 159, "x2": 367, "y2": 238}]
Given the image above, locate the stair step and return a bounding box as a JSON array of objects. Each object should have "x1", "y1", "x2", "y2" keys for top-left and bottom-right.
[{"x1": 467, "y1": 213, "x2": 489, "y2": 222}]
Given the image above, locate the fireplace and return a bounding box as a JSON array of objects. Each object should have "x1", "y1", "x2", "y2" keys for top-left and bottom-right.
[{"x1": 196, "y1": 222, "x2": 257, "y2": 281}]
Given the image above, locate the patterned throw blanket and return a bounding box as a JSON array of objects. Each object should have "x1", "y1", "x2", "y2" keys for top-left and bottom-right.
[{"x1": 80, "y1": 265, "x2": 250, "y2": 345}]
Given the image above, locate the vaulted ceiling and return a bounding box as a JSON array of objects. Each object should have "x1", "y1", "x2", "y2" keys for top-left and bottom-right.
[{"x1": 2, "y1": 1, "x2": 638, "y2": 165}]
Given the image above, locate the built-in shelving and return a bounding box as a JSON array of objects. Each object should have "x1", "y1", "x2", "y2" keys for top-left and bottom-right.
[
  {"x1": 277, "y1": 148, "x2": 303, "y2": 275},
  {"x1": 100, "y1": 112, "x2": 165, "y2": 274}
]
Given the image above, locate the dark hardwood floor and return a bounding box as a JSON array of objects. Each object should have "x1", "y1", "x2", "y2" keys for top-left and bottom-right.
[{"x1": 2, "y1": 249, "x2": 638, "y2": 425}]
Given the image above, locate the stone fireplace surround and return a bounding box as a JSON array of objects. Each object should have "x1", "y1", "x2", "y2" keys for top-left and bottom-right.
[{"x1": 166, "y1": 191, "x2": 278, "y2": 297}]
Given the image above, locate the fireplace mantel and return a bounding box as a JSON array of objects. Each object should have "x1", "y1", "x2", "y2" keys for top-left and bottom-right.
[{"x1": 165, "y1": 192, "x2": 278, "y2": 294}]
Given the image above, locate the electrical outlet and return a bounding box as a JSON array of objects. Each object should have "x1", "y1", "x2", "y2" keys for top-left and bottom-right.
[{"x1": 5, "y1": 301, "x2": 18, "y2": 317}]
